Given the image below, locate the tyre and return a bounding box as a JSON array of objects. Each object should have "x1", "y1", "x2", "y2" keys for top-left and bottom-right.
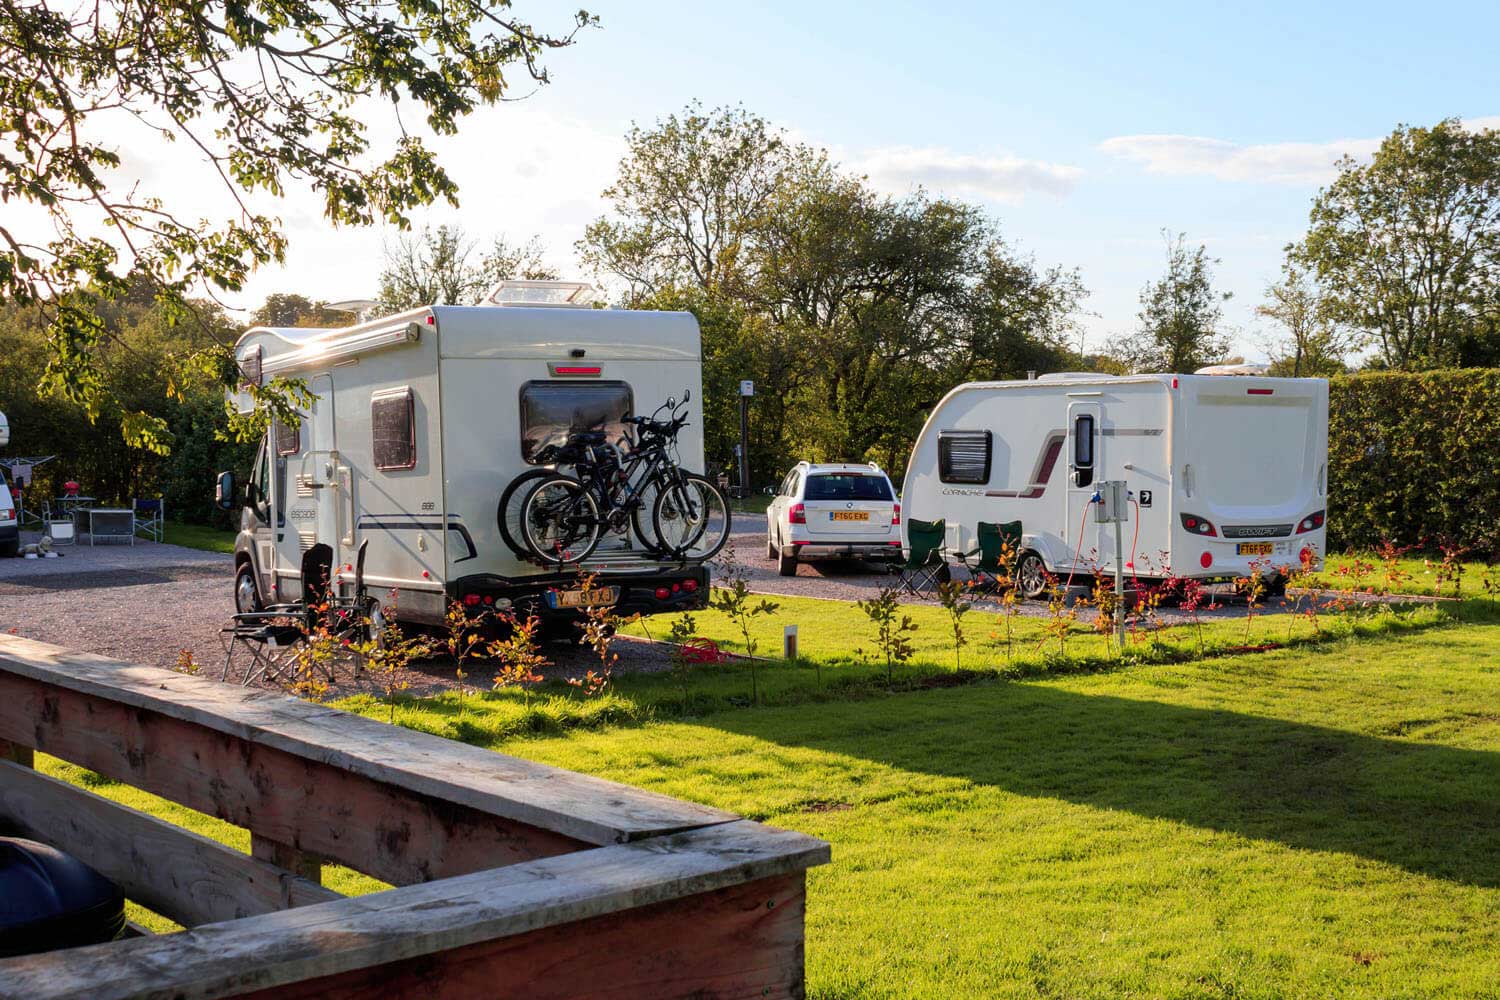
[
  {"x1": 1014, "y1": 551, "x2": 1049, "y2": 600},
  {"x1": 234, "y1": 562, "x2": 262, "y2": 614},
  {"x1": 520, "y1": 475, "x2": 601, "y2": 565},
  {"x1": 777, "y1": 543, "x2": 798, "y2": 577},
  {"x1": 497, "y1": 468, "x2": 555, "y2": 558},
  {"x1": 652, "y1": 474, "x2": 731, "y2": 560},
  {"x1": 628, "y1": 475, "x2": 668, "y2": 554}
]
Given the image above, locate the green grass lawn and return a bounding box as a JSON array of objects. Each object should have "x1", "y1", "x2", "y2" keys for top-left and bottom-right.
[
  {"x1": 162, "y1": 520, "x2": 235, "y2": 554},
  {"x1": 1309, "y1": 550, "x2": 1496, "y2": 598}
]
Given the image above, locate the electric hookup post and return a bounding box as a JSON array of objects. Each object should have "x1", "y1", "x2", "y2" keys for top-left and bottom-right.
[
  {"x1": 1094, "y1": 481, "x2": 1130, "y2": 652},
  {"x1": 737, "y1": 380, "x2": 754, "y2": 499}
]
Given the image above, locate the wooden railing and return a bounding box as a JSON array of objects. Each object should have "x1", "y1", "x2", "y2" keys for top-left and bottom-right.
[{"x1": 0, "y1": 635, "x2": 828, "y2": 999}]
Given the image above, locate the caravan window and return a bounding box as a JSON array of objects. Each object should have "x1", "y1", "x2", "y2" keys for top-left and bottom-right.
[
  {"x1": 1072, "y1": 414, "x2": 1095, "y2": 487},
  {"x1": 372, "y1": 387, "x2": 417, "y2": 471},
  {"x1": 275, "y1": 418, "x2": 300, "y2": 456},
  {"x1": 520, "y1": 381, "x2": 633, "y2": 464},
  {"x1": 938, "y1": 430, "x2": 992, "y2": 484}
]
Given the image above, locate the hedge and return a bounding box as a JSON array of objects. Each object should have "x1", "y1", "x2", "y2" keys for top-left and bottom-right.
[{"x1": 1329, "y1": 369, "x2": 1500, "y2": 554}]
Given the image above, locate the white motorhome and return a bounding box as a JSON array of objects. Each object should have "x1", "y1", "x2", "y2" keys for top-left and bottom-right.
[
  {"x1": 222, "y1": 283, "x2": 709, "y2": 630},
  {"x1": 901, "y1": 373, "x2": 1329, "y2": 597}
]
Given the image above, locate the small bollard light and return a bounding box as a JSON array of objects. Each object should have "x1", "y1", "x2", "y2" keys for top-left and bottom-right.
[{"x1": 784, "y1": 624, "x2": 798, "y2": 661}]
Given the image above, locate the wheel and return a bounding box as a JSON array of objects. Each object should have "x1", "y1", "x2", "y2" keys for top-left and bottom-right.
[
  {"x1": 497, "y1": 468, "x2": 555, "y2": 557},
  {"x1": 777, "y1": 541, "x2": 798, "y2": 576},
  {"x1": 628, "y1": 475, "x2": 668, "y2": 554},
  {"x1": 652, "y1": 474, "x2": 731, "y2": 560},
  {"x1": 234, "y1": 562, "x2": 263, "y2": 614},
  {"x1": 520, "y1": 475, "x2": 601, "y2": 565},
  {"x1": 1014, "y1": 551, "x2": 1048, "y2": 600}
]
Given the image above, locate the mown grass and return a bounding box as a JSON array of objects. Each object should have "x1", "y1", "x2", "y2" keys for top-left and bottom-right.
[{"x1": 162, "y1": 520, "x2": 235, "y2": 554}]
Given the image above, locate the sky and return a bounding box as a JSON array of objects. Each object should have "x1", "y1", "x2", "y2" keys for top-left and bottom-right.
[{"x1": 116, "y1": 0, "x2": 1500, "y2": 360}]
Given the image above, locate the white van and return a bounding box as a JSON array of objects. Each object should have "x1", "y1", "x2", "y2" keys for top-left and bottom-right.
[
  {"x1": 900, "y1": 373, "x2": 1329, "y2": 597},
  {"x1": 221, "y1": 283, "x2": 713, "y2": 630},
  {"x1": 0, "y1": 410, "x2": 15, "y2": 557}
]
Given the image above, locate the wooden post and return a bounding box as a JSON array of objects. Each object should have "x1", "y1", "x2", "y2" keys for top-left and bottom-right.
[
  {"x1": 783, "y1": 624, "x2": 798, "y2": 662},
  {"x1": 252, "y1": 834, "x2": 323, "y2": 887}
]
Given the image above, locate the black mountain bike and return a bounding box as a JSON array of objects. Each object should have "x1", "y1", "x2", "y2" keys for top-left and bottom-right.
[{"x1": 513, "y1": 391, "x2": 731, "y2": 565}]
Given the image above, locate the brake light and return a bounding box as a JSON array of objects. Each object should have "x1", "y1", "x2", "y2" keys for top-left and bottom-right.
[
  {"x1": 682, "y1": 578, "x2": 698, "y2": 592},
  {"x1": 789, "y1": 503, "x2": 806, "y2": 525},
  {"x1": 654, "y1": 586, "x2": 671, "y2": 600},
  {"x1": 1180, "y1": 513, "x2": 1218, "y2": 537},
  {"x1": 0, "y1": 508, "x2": 12, "y2": 522},
  {"x1": 1247, "y1": 387, "x2": 1274, "y2": 395},
  {"x1": 892, "y1": 502, "x2": 901, "y2": 526},
  {"x1": 463, "y1": 593, "x2": 482, "y2": 607},
  {"x1": 1296, "y1": 510, "x2": 1325, "y2": 534}
]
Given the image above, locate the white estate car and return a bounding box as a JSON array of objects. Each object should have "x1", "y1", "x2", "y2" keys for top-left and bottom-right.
[{"x1": 766, "y1": 462, "x2": 901, "y2": 576}]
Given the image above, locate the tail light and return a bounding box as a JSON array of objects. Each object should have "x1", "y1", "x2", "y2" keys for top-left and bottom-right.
[
  {"x1": 462, "y1": 593, "x2": 482, "y2": 607},
  {"x1": 1180, "y1": 513, "x2": 1218, "y2": 537},
  {"x1": 682, "y1": 579, "x2": 698, "y2": 592},
  {"x1": 0, "y1": 508, "x2": 13, "y2": 522},
  {"x1": 1296, "y1": 510, "x2": 1325, "y2": 534},
  {"x1": 789, "y1": 503, "x2": 806, "y2": 525},
  {"x1": 654, "y1": 586, "x2": 670, "y2": 600},
  {"x1": 891, "y1": 502, "x2": 901, "y2": 526}
]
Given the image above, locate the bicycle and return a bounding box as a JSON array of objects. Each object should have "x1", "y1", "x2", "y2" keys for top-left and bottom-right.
[{"x1": 515, "y1": 391, "x2": 731, "y2": 565}]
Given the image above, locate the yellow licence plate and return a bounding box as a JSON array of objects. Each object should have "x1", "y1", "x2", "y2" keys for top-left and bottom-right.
[
  {"x1": 551, "y1": 586, "x2": 620, "y2": 609},
  {"x1": 1236, "y1": 543, "x2": 1274, "y2": 556},
  {"x1": 830, "y1": 511, "x2": 869, "y2": 522}
]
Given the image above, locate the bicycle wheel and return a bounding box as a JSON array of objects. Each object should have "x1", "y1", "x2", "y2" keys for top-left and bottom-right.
[
  {"x1": 628, "y1": 474, "x2": 669, "y2": 553},
  {"x1": 497, "y1": 468, "x2": 556, "y2": 557},
  {"x1": 520, "y1": 475, "x2": 601, "y2": 565},
  {"x1": 652, "y1": 473, "x2": 731, "y2": 560}
]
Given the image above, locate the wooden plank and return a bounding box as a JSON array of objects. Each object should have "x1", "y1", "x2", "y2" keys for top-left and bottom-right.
[
  {"x1": 0, "y1": 670, "x2": 589, "y2": 885},
  {"x1": 0, "y1": 738, "x2": 31, "y2": 767},
  {"x1": 239, "y1": 873, "x2": 807, "y2": 1000},
  {"x1": 0, "y1": 635, "x2": 733, "y2": 845},
  {"x1": 0, "y1": 820, "x2": 830, "y2": 1000},
  {"x1": 0, "y1": 759, "x2": 340, "y2": 927}
]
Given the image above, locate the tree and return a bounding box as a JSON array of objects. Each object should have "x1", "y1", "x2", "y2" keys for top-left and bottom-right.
[
  {"x1": 579, "y1": 104, "x2": 819, "y2": 299},
  {"x1": 1114, "y1": 231, "x2": 1231, "y2": 373},
  {"x1": 1255, "y1": 266, "x2": 1354, "y2": 377},
  {"x1": 251, "y1": 294, "x2": 354, "y2": 329},
  {"x1": 377, "y1": 226, "x2": 557, "y2": 314},
  {"x1": 1291, "y1": 119, "x2": 1500, "y2": 370},
  {"x1": 0, "y1": 2, "x2": 593, "y2": 451}
]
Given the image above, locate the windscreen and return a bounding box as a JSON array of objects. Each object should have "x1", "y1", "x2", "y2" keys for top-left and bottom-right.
[
  {"x1": 519, "y1": 380, "x2": 633, "y2": 464},
  {"x1": 804, "y1": 474, "x2": 893, "y2": 501}
]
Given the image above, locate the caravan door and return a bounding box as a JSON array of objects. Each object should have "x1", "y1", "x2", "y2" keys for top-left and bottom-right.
[
  {"x1": 308, "y1": 374, "x2": 350, "y2": 565},
  {"x1": 1064, "y1": 400, "x2": 1105, "y2": 572}
]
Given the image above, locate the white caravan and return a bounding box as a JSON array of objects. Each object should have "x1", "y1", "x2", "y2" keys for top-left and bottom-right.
[
  {"x1": 222, "y1": 284, "x2": 709, "y2": 630},
  {"x1": 901, "y1": 373, "x2": 1329, "y2": 597}
]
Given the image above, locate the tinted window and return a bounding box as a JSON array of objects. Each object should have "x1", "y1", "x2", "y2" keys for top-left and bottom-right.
[
  {"x1": 1073, "y1": 414, "x2": 1094, "y2": 467},
  {"x1": 372, "y1": 387, "x2": 416, "y2": 471},
  {"x1": 803, "y1": 474, "x2": 893, "y2": 501},
  {"x1": 520, "y1": 381, "x2": 633, "y2": 464},
  {"x1": 938, "y1": 430, "x2": 991, "y2": 484}
]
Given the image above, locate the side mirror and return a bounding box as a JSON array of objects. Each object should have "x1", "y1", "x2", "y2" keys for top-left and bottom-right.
[{"x1": 215, "y1": 471, "x2": 236, "y2": 511}]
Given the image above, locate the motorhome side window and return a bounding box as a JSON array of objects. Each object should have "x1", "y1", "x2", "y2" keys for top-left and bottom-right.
[
  {"x1": 372, "y1": 387, "x2": 417, "y2": 471},
  {"x1": 275, "y1": 417, "x2": 300, "y2": 456},
  {"x1": 938, "y1": 430, "x2": 991, "y2": 485},
  {"x1": 1072, "y1": 414, "x2": 1095, "y2": 487},
  {"x1": 519, "y1": 381, "x2": 633, "y2": 464}
]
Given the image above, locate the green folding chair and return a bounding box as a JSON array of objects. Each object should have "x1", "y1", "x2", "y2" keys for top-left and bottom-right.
[
  {"x1": 897, "y1": 518, "x2": 948, "y2": 595},
  {"x1": 959, "y1": 520, "x2": 1022, "y2": 595}
]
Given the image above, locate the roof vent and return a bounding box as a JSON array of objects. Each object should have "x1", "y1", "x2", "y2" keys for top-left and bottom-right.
[
  {"x1": 482, "y1": 280, "x2": 598, "y2": 308},
  {"x1": 1195, "y1": 363, "x2": 1269, "y2": 376}
]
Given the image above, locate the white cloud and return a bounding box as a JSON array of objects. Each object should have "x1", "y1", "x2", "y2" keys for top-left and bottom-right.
[
  {"x1": 854, "y1": 146, "x2": 1083, "y2": 202},
  {"x1": 1100, "y1": 115, "x2": 1500, "y2": 186}
]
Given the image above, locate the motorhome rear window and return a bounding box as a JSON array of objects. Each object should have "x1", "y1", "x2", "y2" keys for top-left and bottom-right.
[
  {"x1": 372, "y1": 387, "x2": 417, "y2": 471},
  {"x1": 938, "y1": 430, "x2": 991, "y2": 484},
  {"x1": 520, "y1": 381, "x2": 633, "y2": 464},
  {"x1": 804, "y1": 474, "x2": 893, "y2": 501}
]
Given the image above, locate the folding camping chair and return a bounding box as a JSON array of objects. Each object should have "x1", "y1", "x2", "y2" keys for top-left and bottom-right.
[
  {"x1": 133, "y1": 498, "x2": 164, "y2": 542},
  {"x1": 895, "y1": 517, "x2": 948, "y2": 596},
  {"x1": 957, "y1": 520, "x2": 1022, "y2": 596}
]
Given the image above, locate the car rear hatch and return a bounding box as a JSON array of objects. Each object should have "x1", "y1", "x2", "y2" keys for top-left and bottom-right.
[{"x1": 800, "y1": 472, "x2": 895, "y2": 536}]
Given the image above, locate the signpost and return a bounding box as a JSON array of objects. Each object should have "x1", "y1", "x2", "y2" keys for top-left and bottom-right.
[{"x1": 737, "y1": 380, "x2": 754, "y2": 498}]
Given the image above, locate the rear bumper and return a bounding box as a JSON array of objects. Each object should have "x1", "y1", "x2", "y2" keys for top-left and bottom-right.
[
  {"x1": 450, "y1": 564, "x2": 710, "y2": 621},
  {"x1": 790, "y1": 541, "x2": 903, "y2": 561},
  {"x1": 0, "y1": 523, "x2": 17, "y2": 545}
]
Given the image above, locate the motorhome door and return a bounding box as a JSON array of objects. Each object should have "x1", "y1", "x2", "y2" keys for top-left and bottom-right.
[
  {"x1": 1064, "y1": 399, "x2": 1105, "y2": 572},
  {"x1": 308, "y1": 374, "x2": 348, "y2": 562}
]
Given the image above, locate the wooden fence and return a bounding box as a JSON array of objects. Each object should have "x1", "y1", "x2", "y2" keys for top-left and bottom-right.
[{"x1": 0, "y1": 635, "x2": 828, "y2": 999}]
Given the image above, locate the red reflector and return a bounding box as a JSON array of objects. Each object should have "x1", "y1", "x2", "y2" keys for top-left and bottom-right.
[
  {"x1": 425, "y1": 315, "x2": 435, "y2": 325},
  {"x1": 888, "y1": 540, "x2": 902, "y2": 546},
  {"x1": 654, "y1": 587, "x2": 670, "y2": 600},
  {"x1": 682, "y1": 579, "x2": 698, "y2": 592},
  {"x1": 1171, "y1": 377, "x2": 1179, "y2": 389},
  {"x1": 1200, "y1": 552, "x2": 1213, "y2": 569},
  {"x1": 1247, "y1": 388, "x2": 1274, "y2": 395},
  {"x1": 554, "y1": 366, "x2": 602, "y2": 376}
]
